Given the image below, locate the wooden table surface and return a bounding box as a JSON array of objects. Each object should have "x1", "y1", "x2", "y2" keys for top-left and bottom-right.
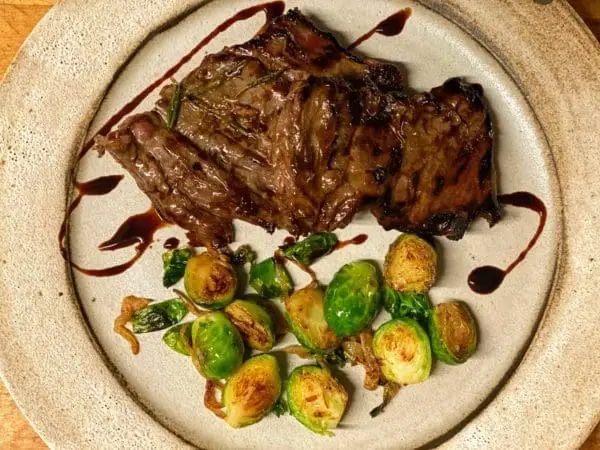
[{"x1": 1, "y1": 0, "x2": 599, "y2": 448}]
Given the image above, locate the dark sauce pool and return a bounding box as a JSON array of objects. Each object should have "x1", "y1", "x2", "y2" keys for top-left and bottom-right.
[{"x1": 468, "y1": 192, "x2": 547, "y2": 294}]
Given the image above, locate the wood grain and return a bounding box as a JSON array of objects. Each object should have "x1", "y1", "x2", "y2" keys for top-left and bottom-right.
[{"x1": 0, "y1": 1, "x2": 598, "y2": 448}]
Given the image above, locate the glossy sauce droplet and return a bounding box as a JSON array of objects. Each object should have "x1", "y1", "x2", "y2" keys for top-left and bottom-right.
[
  {"x1": 468, "y1": 192, "x2": 547, "y2": 294},
  {"x1": 334, "y1": 233, "x2": 368, "y2": 250},
  {"x1": 163, "y1": 237, "x2": 180, "y2": 250},
  {"x1": 72, "y1": 208, "x2": 166, "y2": 277},
  {"x1": 59, "y1": 175, "x2": 124, "y2": 259},
  {"x1": 348, "y1": 8, "x2": 412, "y2": 50}
]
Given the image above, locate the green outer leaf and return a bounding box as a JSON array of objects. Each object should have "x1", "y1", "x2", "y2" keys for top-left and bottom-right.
[
  {"x1": 382, "y1": 286, "x2": 432, "y2": 326},
  {"x1": 191, "y1": 312, "x2": 244, "y2": 380},
  {"x1": 428, "y1": 301, "x2": 478, "y2": 365},
  {"x1": 324, "y1": 261, "x2": 382, "y2": 337},
  {"x1": 166, "y1": 83, "x2": 182, "y2": 130},
  {"x1": 162, "y1": 248, "x2": 193, "y2": 287},
  {"x1": 282, "y1": 232, "x2": 338, "y2": 265},
  {"x1": 132, "y1": 299, "x2": 188, "y2": 333},
  {"x1": 162, "y1": 322, "x2": 193, "y2": 356},
  {"x1": 249, "y1": 258, "x2": 293, "y2": 299}
]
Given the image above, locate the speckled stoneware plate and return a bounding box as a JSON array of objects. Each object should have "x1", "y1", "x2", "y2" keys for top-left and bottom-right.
[{"x1": 1, "y1": 0, "x2": 599, "y2": 448}]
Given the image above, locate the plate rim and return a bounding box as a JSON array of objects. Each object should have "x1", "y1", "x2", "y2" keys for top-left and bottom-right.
[{"x1": 0, "y1": 0, "x2": 599, "y2": 448}]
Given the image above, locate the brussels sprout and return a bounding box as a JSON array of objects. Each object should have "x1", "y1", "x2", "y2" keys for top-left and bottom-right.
[
  {"x1": 324, "y1": 261, "x2": 382, "y2": 337},
  {"x1": 191, "y1": 312, "x2": 244, "y2": 380},
  {"x1": 285, "y1": 285, "x2": 341, "y2": 354},
  {"x1": 384, "y1": 234, "x2": 437, "y2": 293},
  {"x1": 282, "y1": 232, "x2": 338, "y2": 265},
  {"x1": 383, "y1": 286, "x2": 432, "y2": 325},
  {"x1": 162, "y1": 248, "x2": 193, "y2": 287},
  {"x1": 162, "y1": 322, "x2": 193, "y2": 356},
  {"x1": 231, "y1": 244, "x2": 257, "y2": 266},
  {"x1": 373, "y1": 318, "x2": 432, "y2": 384},
  {"x1": 287, "y1": 365, "x2": 348, "y2": 436},
  {"x1": 429, "y1": 301, "x2": 478, "y2": 364},
  {"x1": 184, "y1": 252, "x2": 237, "y2": 309},
  {"x1": 249, "y1": 257, "x2": 293, "y2": 299},
  {"x1": 223, "y1": 354, "x2": 282, "y2": 427},
  {"x1": 224, "y1": 300, "x2": 276, "y2": 351},
  {"x1": 131, "y1": 299, "x2": 188, "y2": 333}
]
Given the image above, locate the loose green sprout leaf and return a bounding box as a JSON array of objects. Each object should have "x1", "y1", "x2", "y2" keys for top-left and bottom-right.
[
  {"x1": 324, "y1": 261, "x2": 382, "y2": 337},
  {"x1": 224, "y1": 300, "x2": 276, "y2": 351},
  {"x1": 384, "y1": 234, "x2": 437, "y2": 293},
  {"x1": 231, "y1": 244, "x2": 257, "y2": 266},
  {"x1": 191, "y1": 312, "x2": 244, "y2": 380},
  {"x1": 282, "y1": 232, "x2": 338, "y2": 265},
  {"x1": 429, "y1": 301, "x2": 478, "y2": 364},
  {"x1": 323, "y1": 347, "x2": 348, "y2": 368},
  {"x1": 373, "y1": 318, "x2": 432, "y2": 384},
  {"x1": 272, "y1": 396, "x2": 288, "y2": 417},
  {"x1": 166, "y1": 82, "x2": 182, "y2": 130},
  {"x1": 223, "y1": 354, "x2": 282, "y2": 428},
  {"x1": 132, "y1": 299, "x2": 188, "y2": 333},
  {"x1": 369, "y1": 382, "x2": 401, "y2": 418},
  {"x1": 369, "y1": 381, "x2": 401, "y2": 418},
  {"x1": 287, "y1": 365, "x2": 348, "y2": 436},
  {"x1": 249, "y1": 257, "x2": 293, "y2": 299},
  {"x1": 162, "y1": 322, "x2": 193, "y2": 356},
  {"x1": 383, "y1": 286, "x2": 432, "y2": 326},
  {"x1": 162, "y1": 248, "x2": 193, "y2": 287},
  {"x1": 184, "y1": 252, "x2": 237, "y2": 309},
  {"x1": 285, "y1": 285, "x2": 341, "y2": 354}
]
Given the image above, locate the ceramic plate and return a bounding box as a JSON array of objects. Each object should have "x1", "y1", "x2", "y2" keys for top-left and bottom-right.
[{"x1": 1, "y1": 0, "x2": 599, "y2": 448}]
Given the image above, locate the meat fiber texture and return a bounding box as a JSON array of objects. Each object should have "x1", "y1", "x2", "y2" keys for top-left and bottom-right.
[{"x1": 93, "y1": 9, "x2": 499, "y2": 249}]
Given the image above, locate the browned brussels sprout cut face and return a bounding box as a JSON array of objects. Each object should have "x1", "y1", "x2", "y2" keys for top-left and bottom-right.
[
  {"x1": 373, "y1": 318, "x2": 432, "y2": 384},
  {"x1": 285, "y1": 286, "x2": 341, "y2": 354},
  {"x1": 286, "y1": 365, "x2": 348, "y2": 436},
  {"x1": 223, "y1": 354, "x2": 282, "y2": 428},
  {"x1": 384, "y1": 234, "x2": 437, "y2": 293},
  {"x1": 184, "y1": 252, "x2": 237, "y2": 309},
  {"x1": 429, "y1": 301, "x2": 478, "y2": 364},
  {"x1": 224, "y1": 300, "x2": 276, "y2": 351}
]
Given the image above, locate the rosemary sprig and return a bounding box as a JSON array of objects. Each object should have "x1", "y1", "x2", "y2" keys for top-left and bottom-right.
[
  {"x1": 235, "y1": 70, "x2": 284, "y2": 98},
  {"x1": 166, "y1": 82, "x2": 182, "y2": 130}
]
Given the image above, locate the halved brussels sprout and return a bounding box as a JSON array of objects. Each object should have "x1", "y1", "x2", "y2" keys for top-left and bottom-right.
[
  {"x1": 324, "y1": 261, "x2": 382, "y2": 337},
  {"x1": 383, "y1": 286, "x2": 432, "y2": 326},
  {"x1": 223, "y1": 354, "x2": 282, "y2": 428},
  {"x1": 249, "y1": 257, "x2": 293, "y2": 299},
  {"x1": 162, "y1": 322, "x2": 192, "y2": 356},
  {"x1": 384, "y1": 234, "x2": 437, "y2": 293},
  {"x1": 282, "y1": 232, "x2": 338, "y2": 265},
  {"x1": 191, "y1": 312, "x2": 244, "y2": 380},
  {"x1": 287, "y1": 365, "x2": 348, "y2": 436},
  {"x1": 373, "y1": 318, "x2": 432, "y2": 384},
  {"x1": 285, "y1": 285, "x2": 341, "y2": 354},
  {"x1": 162, "y1": 248, "x2": 193, "y2": 287},
  {"x1": 184, "y1": 252, "x2": 237, "y2": 309},
  {"x1": 132, "y1": 299, "x2": 188, "y2": 333},
  {"x1": 429, "y1": 301, "x2": 478, "y2": 364},
  {"x1": 224, "y1": 300, "x2": 276, "y2": 351}
]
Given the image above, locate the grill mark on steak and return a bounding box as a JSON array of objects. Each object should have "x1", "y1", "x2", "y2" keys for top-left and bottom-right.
[{"x1": 93, "y1": 9, "x2": 499, "y2": 248}]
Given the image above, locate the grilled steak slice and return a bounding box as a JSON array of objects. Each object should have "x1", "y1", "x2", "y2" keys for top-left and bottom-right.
[{"x1": 94, "y1": 9, "x2": 499, "y2": 247}]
